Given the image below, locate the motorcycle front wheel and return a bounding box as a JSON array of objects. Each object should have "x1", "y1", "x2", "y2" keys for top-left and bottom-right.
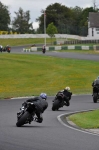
[{"x1": 16, "y1": 111, "x2": 30, "y2": 127}]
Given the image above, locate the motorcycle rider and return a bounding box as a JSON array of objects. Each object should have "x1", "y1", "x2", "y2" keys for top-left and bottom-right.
[
  {"x1": 20, "y1": 93, "x2": 48, "y2": 123},
  {"x1": 42, "y1": 45, "x2": 46, "y2": 53},
  {"x1": 62, "y1": 87, "x2": 72, "y2": 106},
  {"x1": 55, "y1": 87, "x2": 72, "y2": 106},
  {"x1": 92, "y1": 76, "x2": 99, "y2": 87},
  {"x1": 92, "y1": 76, "x2": 99, "y2": 95}
]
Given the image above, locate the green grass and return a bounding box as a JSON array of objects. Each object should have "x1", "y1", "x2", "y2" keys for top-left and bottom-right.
[
  {"x1": 57, "y1": 49, "x2": 99, "y2": 54},
  {"x1": 0, "y1": 38, "x2": 99, "y2": 47},
  {"x1": 0, "y1": 53, "x2": 98, "y2": 98},
  {"x1": 69, "y1": 110, "x2": 99, "y2": 129},
  {"x1": 0, "y1": 38, "x2": 55, "y2": 46},
  {"x1": 0, "y1": 38, "x2": 99, "y2": 129}
]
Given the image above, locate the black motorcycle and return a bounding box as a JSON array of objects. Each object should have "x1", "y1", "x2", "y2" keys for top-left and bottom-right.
[
  {"x1": 16, "y1": 102, "x2": 37, "y2": 127},
  {"x1": 92, "y1": 85, "x2": 99, "y2": 103},
  {"x1": 52, "y1": 91, "x2": 70, "y2": 111},
  {"x1": 42, "y1": 47, "x2": 46, "y2": 54}
]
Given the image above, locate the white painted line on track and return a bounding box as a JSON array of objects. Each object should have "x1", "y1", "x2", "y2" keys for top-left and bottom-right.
[
  {"x1": 11, "y1": 96, "x2": 34, "y2": 99},
  {"x1": 57, "y1": 110, "x2": 99, "y2": 137}
]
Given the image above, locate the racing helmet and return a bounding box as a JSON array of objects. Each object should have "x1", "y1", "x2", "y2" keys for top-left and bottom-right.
[
  {"x1": 40, "y1": 93, "x2": 47, "y2": 100},
  {"x1": 65, "y1": 87, "x2": 70, "y2": 91}
]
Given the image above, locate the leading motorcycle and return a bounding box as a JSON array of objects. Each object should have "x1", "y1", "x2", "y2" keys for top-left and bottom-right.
[
  {"x1": 2, "y1": 45, "x2": 11, "y2": 53},
  {"x1": 52, "y1": 91, "x2": 70, "y2": 111},
  {"x1": 16, "y1": 102, "x2": 37, "y2": 127}
]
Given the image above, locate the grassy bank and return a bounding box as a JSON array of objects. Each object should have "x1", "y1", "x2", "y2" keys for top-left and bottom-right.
[
  {"x1": 0, "y1": 38, "x2": 55, "y2": 46},
  {"x1": 57, "y1": 49, "x2": 99, "y2": 54},
  {"x1": 0, "y1": 38, "x2": 99, "y2": 47},
  {"x1": 0, "y1": 53, "x2": 98, "y2": 98},
  {"x1": 69, "y1": 110, "x2": 99, "y2": 129}
]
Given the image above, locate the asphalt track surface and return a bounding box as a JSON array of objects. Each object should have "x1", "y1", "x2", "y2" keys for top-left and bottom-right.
[
  {"x1": 11, "y1": 45, "x2": 99, "y2": 61},
  {"x1": 0, "y1": 47, "x2": 99, "y2": 150},
  {"x1": 1, "y1": 96, "x2": 99, "y2": 150}
]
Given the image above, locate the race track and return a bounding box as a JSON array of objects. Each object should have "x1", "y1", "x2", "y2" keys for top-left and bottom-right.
[
  {"x1": 0, "y1": 47, "x2": 99, "y2": 150},
  {"x1": 0, "y1": 95, "x2": 99, "y2": 150}
]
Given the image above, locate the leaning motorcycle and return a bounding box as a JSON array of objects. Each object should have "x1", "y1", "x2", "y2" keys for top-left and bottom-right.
[
  {"x1": 92, "y1": 85, "x2": 99, "y2": 103},
  {"x1": 16, "y1": 102, "x2": 36, "y2": 127},
  {"x1": 52, "y1": 91, "x2": 70, "y2": 111}
]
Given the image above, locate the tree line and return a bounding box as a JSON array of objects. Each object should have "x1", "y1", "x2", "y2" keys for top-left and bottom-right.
[{"x1": 0, "y1": 1, "x2": 98, "y2": 35}]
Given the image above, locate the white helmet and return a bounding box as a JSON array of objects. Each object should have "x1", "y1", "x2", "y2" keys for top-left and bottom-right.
[{"x1": 65, "y1": 87, "x2": 70, "y2": 91}]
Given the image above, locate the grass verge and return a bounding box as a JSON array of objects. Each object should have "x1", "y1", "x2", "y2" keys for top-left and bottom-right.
[
  {"x1": 0, "y1": 38, "x2": 99, "y2": 47},
  {"x1": 57, "y1": 49, "x2": 99, "y2": 54},
  {"x1": 0, "y1": 53, "x2": 98, "y2": 98},
  {"x1": 69, "y1": 110, "x2": 99, "y2": 129},
  {"x1": 0, "y1": 38, "x2": 55, "y2": 46}
]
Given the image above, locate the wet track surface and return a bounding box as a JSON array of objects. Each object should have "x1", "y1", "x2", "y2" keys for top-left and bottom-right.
[{"x1": 0, "y1": 47, "x2": 99, "y2": 150}]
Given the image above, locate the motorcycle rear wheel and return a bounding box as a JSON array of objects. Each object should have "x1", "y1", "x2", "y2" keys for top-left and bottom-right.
[
  {"x1": 16, "y1": 111, "x2": 30, "y2": 127},
  {"x1": 52, "y1": 100, "x2": 60, "y2": 111}
]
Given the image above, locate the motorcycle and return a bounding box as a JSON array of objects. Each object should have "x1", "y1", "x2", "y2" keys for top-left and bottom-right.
[
  {"x1": 6, "y1": 46, "x2": 11, "y2": 53},
  {"x1": 16, "y1": 102, "x2": 37, "y2": 127},
  {"x1": 52, "y1": 91, "x2": 70, "y2": 111},
  {"x1": 2, "y1": 46, "x2": 11, "y2": 53},
  {"x1": 92, "y1": 85, "x2": 99, "y2": 103},
  {"x1": 42, "y1": 46, "x2": 46, "y2": 54}
]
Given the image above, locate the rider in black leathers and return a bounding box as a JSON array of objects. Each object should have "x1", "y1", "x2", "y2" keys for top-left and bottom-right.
[
  {"x1": 21, "y1": 93, "x2": 48, "y2": 123},
  {"x1": 92, "y1": 76, "x2": 99, "y2": 87},
  {"x1": 55, "y1": 87, "x2": 72, "y2": 106},
  {"x1": 63, "y1": 87, "x2": 72, "y2": 106},
  {"x1": 92, "y1": 76, "x2": 99, "y2": 95}
]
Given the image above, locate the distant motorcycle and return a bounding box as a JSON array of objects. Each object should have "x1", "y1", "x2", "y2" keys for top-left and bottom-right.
[
  {"x1": 2, "y1": 45, "x2": 11, "y2": 53},
  {"x1": 42, "y1": 48, "x2": 45, "y2": 53},
  {"x1": 42, "y1": 45, "x2": 46, "y2": 54},
  {"x1": 52, "y1": 91, "x2": 70, "y2": 111},
  {"x1": 92, "y1": 85, "x2": 99, "y2": 103},
  {"x1": 16, "y1": 102, "x2": 37, "y2": 127}
]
